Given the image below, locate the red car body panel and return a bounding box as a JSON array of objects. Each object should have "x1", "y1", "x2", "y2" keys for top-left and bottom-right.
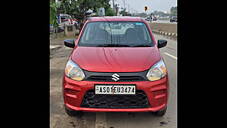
[
  {"x1": 71, "y1": 47, "x2": 161, "y2": 72},
  {"x1": 63, "y1": 17, "x2": 169, "y2": 112},
  {"x1": 63, "y1": 75, "x2": 168, "y2": 112}
]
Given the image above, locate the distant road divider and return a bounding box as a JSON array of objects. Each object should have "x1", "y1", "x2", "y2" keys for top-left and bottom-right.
[
  {"x1": 152, "y1": 30, "x2": 177, "y2": 38},
  {"x1": 149, "y1": 22, "x2": 177, "y2": 38}
]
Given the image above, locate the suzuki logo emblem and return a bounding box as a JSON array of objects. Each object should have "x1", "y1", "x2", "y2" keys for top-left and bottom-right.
[{"x1": 112, "y1": 73, "x2": 120, "y2": 81}]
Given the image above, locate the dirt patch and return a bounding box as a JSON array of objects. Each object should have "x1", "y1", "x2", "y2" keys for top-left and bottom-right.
[{"x1": 149, "y1": 23, "x2": 177, "y2": 34}]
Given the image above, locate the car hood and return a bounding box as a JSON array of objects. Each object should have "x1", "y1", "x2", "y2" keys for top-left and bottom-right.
[{"x1": 70, "y1": 47, "x2": 161, "y2": 72}]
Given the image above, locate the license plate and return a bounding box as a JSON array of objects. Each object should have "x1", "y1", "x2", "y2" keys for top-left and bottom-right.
[{"x1": 95, "y1": 84, "x2": 136, "y2": 95}]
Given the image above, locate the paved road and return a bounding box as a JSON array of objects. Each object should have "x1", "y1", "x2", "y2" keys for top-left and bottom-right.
[
  {"x1": 50, "y1": 33, "x2": 177, "y2": 128},
  {"x1": 142, "y1": 18, "x2": 177, "y2": 24},
  {"x1": 153, "y1": 20, "x2": 177, "y2": 24}
]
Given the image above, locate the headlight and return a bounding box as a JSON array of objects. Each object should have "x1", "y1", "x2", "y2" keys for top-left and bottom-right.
[
  {"x1": 65, "y1": 60, "x2": 85, "y2": 81},
  {"x1": 146, "y1": 59, "x2": 167, "y2": 81}
]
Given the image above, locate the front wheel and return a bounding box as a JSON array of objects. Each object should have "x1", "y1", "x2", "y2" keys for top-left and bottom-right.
[{"x1": 152, "y1": 107, "x2": 167, "y2": 117}]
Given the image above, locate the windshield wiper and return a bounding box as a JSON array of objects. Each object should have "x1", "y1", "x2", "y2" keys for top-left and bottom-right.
[
  {"x1": 132, "y1": 44, "x2": 152, "y2": 47},
  {"x1": 97, "y1": 44, "x2": 131, "y2": 47}
]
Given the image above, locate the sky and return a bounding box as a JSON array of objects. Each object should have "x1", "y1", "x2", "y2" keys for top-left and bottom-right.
[{"x1": 110, "y1": 0, "x2": 177, "y2": 13}]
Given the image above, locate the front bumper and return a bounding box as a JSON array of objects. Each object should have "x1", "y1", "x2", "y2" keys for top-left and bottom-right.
[{"x1": 63, "y1": 75, "x2": 169, "y2": 112}]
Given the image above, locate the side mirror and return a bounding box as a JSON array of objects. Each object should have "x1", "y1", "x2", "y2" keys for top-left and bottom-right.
[
  {"x1": 64, "y1": 39, "x2": 75, "y2": 48},
  {"x1": 157, "y1": 40, "x2": 167, "y2": 48}
]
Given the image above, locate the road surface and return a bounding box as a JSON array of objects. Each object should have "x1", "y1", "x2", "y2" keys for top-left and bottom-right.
[
  {"x1": 141, "y1": 17, "x2": 176, "y2": 24},
  {"x1": 50, "y1": 33, "x2": 177, "y2": 128},
  {"x1": 153, "y1": 20, "x2": 177, "y2": 24}
]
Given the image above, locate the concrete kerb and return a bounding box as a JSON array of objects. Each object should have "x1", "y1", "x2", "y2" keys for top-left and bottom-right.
[
  {"x1": 50, "y1": 45, "x2": 61, "y2": 50},
  {"x1": 138, "y1": 29, "x2": 177, "y2": 37},
  {"x1": 152, "y1": 30, "x2": 177, "y2": 37},
  {"x1": 152, "y1": 30, "x2": 161, "y2": 34}
]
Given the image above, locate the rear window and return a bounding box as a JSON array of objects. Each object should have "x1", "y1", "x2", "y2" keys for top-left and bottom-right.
[{"x1": 78, "y1": 21, "x2": 154, "y2": 47}]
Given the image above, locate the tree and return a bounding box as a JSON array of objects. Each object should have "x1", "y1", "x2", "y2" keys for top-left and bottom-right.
[
  {"x1": 133, "y1": 12, "x2": 147, "y2": 17},
  {"x1": 58, "y1": 0, "x2": 114, "y2": 21},
  {"x1": 58, "y1": 0, "x2": 72, "y2": 15},
  {"x1": 153, "y1": 10, "x2": 169, "y2": 17},
  {"x1": 170, "y1": 6, "x2": 177, "y2": 16},
  {"x1": 120, "y1": 8, "x2": 127, "y2": 16},
  {"x1": 50, "y1": 1, "x2": 60, "y2": 34},
  {"x1": 105, "y1": 7, "x2": 115, "y2": 16}
]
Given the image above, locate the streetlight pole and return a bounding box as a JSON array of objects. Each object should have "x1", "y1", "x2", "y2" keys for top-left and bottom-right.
[
  {"x1": 113, "y1": 0, "x2": 115, "y2": 8},
  {"x1": 123, "y1": 0, "x2": 125, "y2": 9},
  {"x1": 113, "y1": 0, "x2": 115, "y2": 14}
]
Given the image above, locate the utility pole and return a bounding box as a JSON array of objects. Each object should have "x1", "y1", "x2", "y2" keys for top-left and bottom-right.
[
  {"x1": 123, "y1": 0, "x2": 125, "y2": 9},
  {"x1": 112, "y1": 0, "x2": 115, "y2": 14},
  {"x1": 116, "y1": 4, "x2": 119, "y2": 16},
  {"x1": 113, "y1": 0, "x2": 115, "y2": 8}
]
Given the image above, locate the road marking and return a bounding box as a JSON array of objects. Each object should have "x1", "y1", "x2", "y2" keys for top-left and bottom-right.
[
  {"x1": 164, "y1": 52, "x2": 177, "y2": 60},
  {"x1": 166, "y1": 46, "x2": 176, "y2": 51},
  {"x1": 95, "y1": 112, "x2": 107, "y2": 128},
  {"x1": 50, "y1": 45, "x2": 61, "y2": 50}
]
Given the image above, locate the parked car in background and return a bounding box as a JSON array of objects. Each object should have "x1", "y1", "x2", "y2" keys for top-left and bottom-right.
[
  {"x1": 72, "y1": 18, "x2": 79, "y2": 29},
  {"x1": 58, "y1": 14, "x2": 74, "y2": 30},
  {"x1": 72, "y1": 19, "x2": 78, "y2": 25},
  {"x1": 145, "y1": 16, "x2": 152, "y2": 22},
  {"x1": 153, "y1": 16, "x2": 157, "y2": 21},
  {"x1": 170, "y1": 16, "x2": 177, "y2": 22},
  {"x1": 49, "y1": 25, "x2": 64, "y2": 33}
]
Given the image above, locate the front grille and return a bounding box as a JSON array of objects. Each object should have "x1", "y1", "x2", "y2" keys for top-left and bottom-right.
[
  {"x1": 83, "y1": 70, "x2": 148, "y2": 82},
  {"x1": 81, "y1": 90, "x2": 150, "y2": 108},
  {"x1": 88, "y1": 76, "x2": 144, "y2": 82}
]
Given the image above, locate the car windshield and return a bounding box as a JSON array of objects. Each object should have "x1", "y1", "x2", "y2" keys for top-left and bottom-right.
[{"x1": 78, "y1": 21, "x2": 154, "y2": 47}]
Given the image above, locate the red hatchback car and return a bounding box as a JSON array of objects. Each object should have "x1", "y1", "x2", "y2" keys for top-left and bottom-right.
[{"x1": 63, "y1": 16, "x2": 169, "y2": 116}]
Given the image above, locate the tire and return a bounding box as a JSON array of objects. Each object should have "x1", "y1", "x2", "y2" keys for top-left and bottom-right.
[
  {"x1": 65, "y1": 106, "x2": 83, "y2": 117},
  {"x1": 152, "y1": 107, "x2": 167, "y2": 117}
]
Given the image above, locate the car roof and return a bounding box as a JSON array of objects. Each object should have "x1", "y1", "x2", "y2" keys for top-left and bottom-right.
[{"x1": 87, "y1": 16, "x2": 144, "y2": 22}]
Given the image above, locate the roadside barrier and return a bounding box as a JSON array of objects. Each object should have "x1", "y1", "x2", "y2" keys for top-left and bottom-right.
[{"x1": 152, "y1": 30, "x2": 177, "y2": 37}]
